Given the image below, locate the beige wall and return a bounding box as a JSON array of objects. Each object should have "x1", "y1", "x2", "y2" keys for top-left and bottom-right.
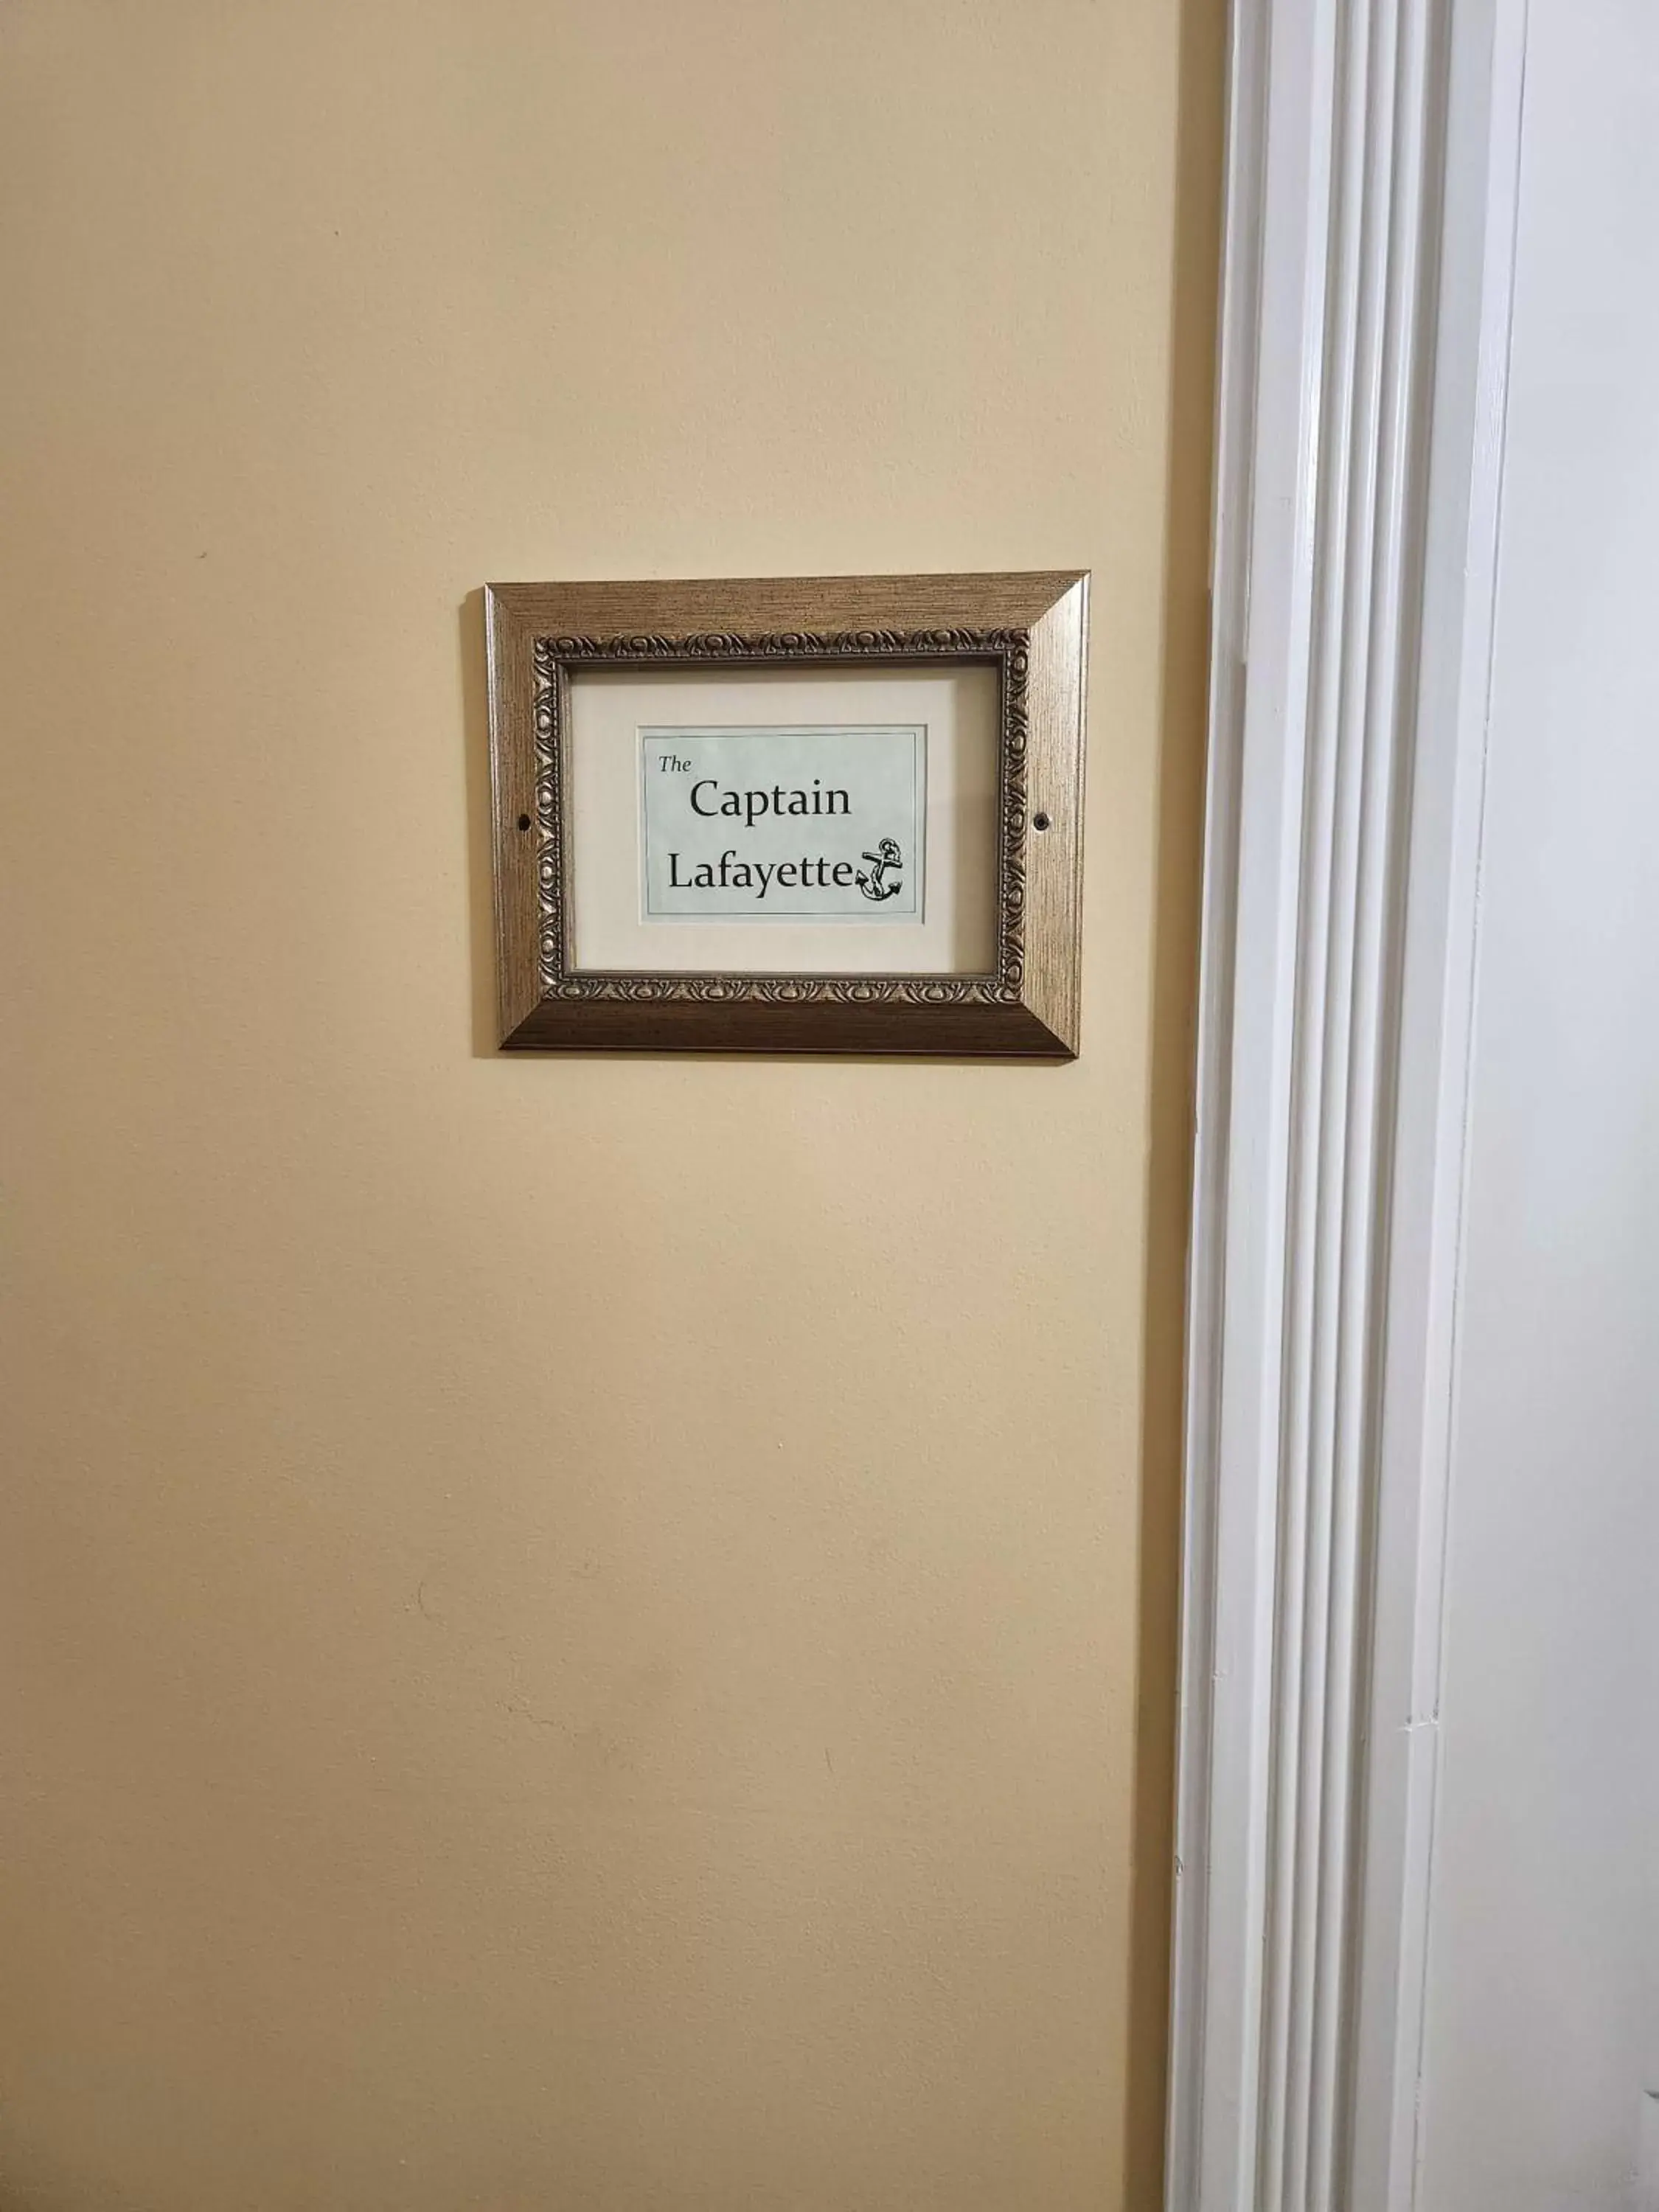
[{"x1": 0, "y1": 3, "x2": 1219, "y2": 2207}]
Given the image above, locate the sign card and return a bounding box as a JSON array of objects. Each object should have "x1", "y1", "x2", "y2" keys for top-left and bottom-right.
[{"x1": 639, "y1": 725, "x2": 925, "y2": 922}]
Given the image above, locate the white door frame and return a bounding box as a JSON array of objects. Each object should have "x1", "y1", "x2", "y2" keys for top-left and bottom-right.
[{"x1": 1165, "y1": 3, "x2": 1528, "y2": 2207}]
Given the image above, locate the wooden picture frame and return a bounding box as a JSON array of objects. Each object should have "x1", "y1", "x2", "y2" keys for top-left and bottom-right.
[{"x1": 484, "y1": 571, "x2": 1088, "y2": 1057}]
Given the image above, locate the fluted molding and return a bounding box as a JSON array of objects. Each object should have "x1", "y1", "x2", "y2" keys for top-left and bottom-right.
[{"x1": 1166, "y1": 3, "x2": 1527, "y2": 2208}]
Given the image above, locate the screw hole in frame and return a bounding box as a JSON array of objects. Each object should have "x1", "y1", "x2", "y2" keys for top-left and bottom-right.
[
  {"x1": 517, "y1": 813, "x2": 532, "y2": 832},
  {"x1": 1032, "y1": 811, "x2": 1051, "y2": 833}
]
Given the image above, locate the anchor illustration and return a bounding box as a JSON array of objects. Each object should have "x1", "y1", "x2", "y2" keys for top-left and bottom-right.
[{"x1": 857, "y1": 837, "x2": 904, "y2": 902}]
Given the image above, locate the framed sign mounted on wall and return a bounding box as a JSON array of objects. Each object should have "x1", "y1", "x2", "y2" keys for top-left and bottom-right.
[{"x1": 484, "y1": 571, "x2": 1088, "y2": 1057}]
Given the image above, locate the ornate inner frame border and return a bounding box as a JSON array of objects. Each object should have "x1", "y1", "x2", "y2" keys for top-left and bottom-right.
[{"x1": 484, "y1": 572, "x2": 1088, "y2": 1057}]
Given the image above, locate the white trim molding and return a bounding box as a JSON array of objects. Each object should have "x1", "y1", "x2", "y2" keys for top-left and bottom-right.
[{"x1": 1166, "y1": 4, "x2": 1528, "y2": 2209}]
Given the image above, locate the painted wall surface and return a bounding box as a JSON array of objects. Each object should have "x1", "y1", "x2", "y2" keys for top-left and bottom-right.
[
  {"x1": 0, "y1": 4, "x2": 1219, "y2": 2207},
  {"x1": 1419, "y1": 4, "x2": 1659, "y2": 2205}
]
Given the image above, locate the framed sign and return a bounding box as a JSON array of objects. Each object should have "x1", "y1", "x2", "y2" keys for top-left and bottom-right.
[{"x1": 484, "y1": 571, "x2": 1088, "y2": 1057}]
